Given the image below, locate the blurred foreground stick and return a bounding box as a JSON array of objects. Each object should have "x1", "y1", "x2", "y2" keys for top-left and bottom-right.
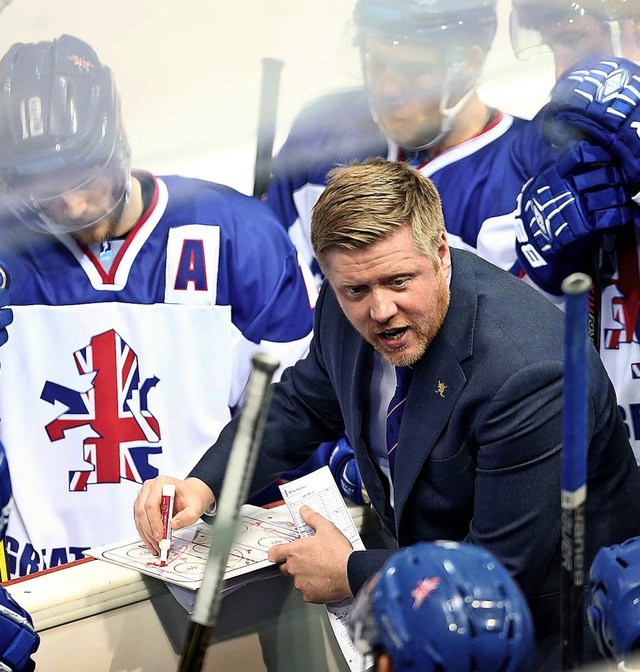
[
  {"x1": 560, "y1": 272, "x2": 591, "y2": 670},
  {"x1": 177, "y1": 352, "x2": 280, "y2": 672}
]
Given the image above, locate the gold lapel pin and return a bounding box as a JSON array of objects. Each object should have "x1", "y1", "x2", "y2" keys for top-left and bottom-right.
[{"x1": 435, "y1": 381, "x2": 447, "y2": 397}]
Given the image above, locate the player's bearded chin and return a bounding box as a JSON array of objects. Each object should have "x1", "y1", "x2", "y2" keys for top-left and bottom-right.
[
  {"x1": 371, "y1": 89, "x2": 443, "y2": 150},
  {"x1": 71, "y1": 215, "x2": 118, "y2": 245},
  {"x1": 71, "y1": 201, "x2": 124, "y2": 246}
]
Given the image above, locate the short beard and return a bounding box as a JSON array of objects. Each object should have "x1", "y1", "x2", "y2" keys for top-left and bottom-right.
[
  {"x1": 371, "y1": 271, "x2": 450, "y2": 367},
  {"x1": 71, "y1": 199, "x2": 125, "y2": 246}
]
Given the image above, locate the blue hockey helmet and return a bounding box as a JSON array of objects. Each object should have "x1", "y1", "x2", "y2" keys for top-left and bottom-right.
[
  {"x1": 0, "y1": 34, "x2": 131, "y2": 234},
  {"x1": 349, "y1": 541, "x2": 535, "y2": 672},
  {"x1": 588, "y1": 536, "x2": 640, "y2": 661},
  {"x1": 353, "y1": 0, "x2": 498, "y2": 53}
]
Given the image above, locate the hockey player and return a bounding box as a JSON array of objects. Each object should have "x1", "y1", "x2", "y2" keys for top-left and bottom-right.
[
  {"x1": 0, "y1": 35, "x2": 316, "y2": 578},
  {"x1": 348, "y1": 541, "x2": 534, "y2": 672},
  {"x1": 266, "y1": 0, "x2": 529, "y2": 287},
  {"x1": 509, "y1": 1, "x2": 640, "y2": 465}
]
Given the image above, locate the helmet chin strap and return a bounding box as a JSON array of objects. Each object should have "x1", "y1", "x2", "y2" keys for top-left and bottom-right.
[
  {"x1": 402, "y1": 61, "x2": 481, "y2": 154},
  {"x1": 123, "y1": 175, "x2": 132, "y2": 207}
]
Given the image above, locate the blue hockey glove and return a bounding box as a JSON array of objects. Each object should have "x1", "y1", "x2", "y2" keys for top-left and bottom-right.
[
  {"x1": 514, "y1": 141, "x2": 631, "y2": 294},
  {"x1": 0, "y1": 262, "x2": 13, "y2": 347},
  {"x1": 545, "y1": 56, "x2": 640, "y2": 187},
  {"x1": 0, "y1": 586, "x2": 39, "y2": 672},
  {"x1": 328, "y1": 436, "x2": 367, "y2": 506}
]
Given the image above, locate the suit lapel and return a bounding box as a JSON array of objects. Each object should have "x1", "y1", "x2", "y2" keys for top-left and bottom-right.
[
  {"x1": 392, "y1": 342, "x2": 467, "y2": 519},
  {"x1": 346, "y1": 337, "x2": 371, "y2": 445},
  {"x1": 392, "y1": 248, "x2": 478, "y2": 525}
]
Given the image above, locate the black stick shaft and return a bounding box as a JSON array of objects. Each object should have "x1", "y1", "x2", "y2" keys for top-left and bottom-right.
[
  {"x1": 177, "y1": 352, "x2": 280, "y2": 672},
  {"x1": 253, "y1": 57, "x2": 284, "y2": 199},
  {"x1": 560, "y1": 272, "x2": 591, "y2": 670}
]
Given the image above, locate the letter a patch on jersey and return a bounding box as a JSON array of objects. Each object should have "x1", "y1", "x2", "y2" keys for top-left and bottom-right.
[{"x1": 165, "y1": 225, "x2": 220, "y2": 305}]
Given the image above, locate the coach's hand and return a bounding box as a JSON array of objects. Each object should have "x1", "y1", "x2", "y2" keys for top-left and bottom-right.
[
  {"x1": 268, "y1": 505, "x2": 354, "y2": 604},
  {"x1": 134, "y1": 476, "x2": 215, "y2": 555},
  {"x1": 0, "y1": 263, "x2": 13, "y2": 347}
]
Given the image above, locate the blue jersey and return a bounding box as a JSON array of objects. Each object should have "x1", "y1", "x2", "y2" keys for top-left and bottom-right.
[
  {"x1": 266, "y1": 87, "x2": 533, "y2": 287},
  {"x1": 0, "y1": 172, "x2": 316, "y2": 577}
]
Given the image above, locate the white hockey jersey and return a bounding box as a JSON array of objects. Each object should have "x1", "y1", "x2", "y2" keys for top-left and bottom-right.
[{"x1": 0, "y1": 172, "x2": 316, "y2": 577}]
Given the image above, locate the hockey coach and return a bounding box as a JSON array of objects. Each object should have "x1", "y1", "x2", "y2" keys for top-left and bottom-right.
[{"x1": 135, "y1": 158, "x2": 640, "y2": 669}]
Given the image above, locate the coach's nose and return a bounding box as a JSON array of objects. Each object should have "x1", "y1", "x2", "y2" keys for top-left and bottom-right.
[{"x1": 369, "y1": 287, "x2": 398, "y2": 323}]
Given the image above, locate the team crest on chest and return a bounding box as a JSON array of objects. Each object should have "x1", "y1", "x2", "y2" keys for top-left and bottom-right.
[{"x1": 41, "y1": 329, "x2": 162, "y2": 491}]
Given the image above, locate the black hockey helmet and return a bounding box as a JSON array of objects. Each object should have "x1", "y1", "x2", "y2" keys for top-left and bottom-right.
[
  {"x1": 0, "y1": 34, "x2": 131, "y2": 234},
  {"x1": 353, "y1": 0, "x2": 498, "y2": 53}
]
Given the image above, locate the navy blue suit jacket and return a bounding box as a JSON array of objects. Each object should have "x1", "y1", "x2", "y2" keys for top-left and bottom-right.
[{"x1": 191, "y1": 248, "x2": 640, "y2": 637}]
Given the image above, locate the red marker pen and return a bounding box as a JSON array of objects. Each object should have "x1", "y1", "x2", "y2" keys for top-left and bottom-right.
[{"x1": 159, "y1": 483, "x2": 175, "y2": 567}]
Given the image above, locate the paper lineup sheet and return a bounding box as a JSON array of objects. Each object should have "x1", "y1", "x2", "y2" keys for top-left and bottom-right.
[
  {"x1": 280, "y1": 466, "x2": 374, "y2": 672},
  {"x1": 85, "y1": 504, "x2": 298, "y2": 590}
]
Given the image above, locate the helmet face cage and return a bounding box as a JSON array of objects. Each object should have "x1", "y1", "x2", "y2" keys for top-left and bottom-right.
[
  {"x1": 0, "y1": 34, "x2": 132, "y2": 235},
  {"x1": 588, "y1": 538, "x2": 640, "y2": 661},
  {"x1": 351, "y1": 0, "x2": 497, "y2": 151},
  {"x1": 348, "y1": 542, "x2": 535, "y2": 672},
  {"x1": 510, "y1": 0, "x2": 640, "y2": 61},
  {"x1": 10, "y1": 148, "x2": 131, "y2": 236}
]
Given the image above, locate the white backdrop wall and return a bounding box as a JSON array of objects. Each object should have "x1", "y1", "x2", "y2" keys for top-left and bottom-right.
[{"x1": 0, "y1": 0, "x2": 555, "y2": 195}]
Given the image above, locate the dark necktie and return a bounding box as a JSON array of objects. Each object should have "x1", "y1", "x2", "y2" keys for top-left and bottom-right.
[{"x1": 386, "y1": 365, "x2": 414, "y2": 477}]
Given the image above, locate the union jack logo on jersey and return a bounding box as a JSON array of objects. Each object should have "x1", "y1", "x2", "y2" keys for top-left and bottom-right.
[{"x1": 41, "y1": 329, "x2": 162, "y2": 491}]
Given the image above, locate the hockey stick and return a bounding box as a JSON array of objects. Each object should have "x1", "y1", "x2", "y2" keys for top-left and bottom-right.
[
  {"x1": 587, "y1": 244, "x2": 603, "y2": 351},
  {"x1": 560, "y1": 272, "x2": 591, "y2": 670},
  {"x1": 177, "y1": 352, "x2": 280, "y2": 672},
  {"x1": 252, "y1": 57, "x2": 284, "y2": 200}
]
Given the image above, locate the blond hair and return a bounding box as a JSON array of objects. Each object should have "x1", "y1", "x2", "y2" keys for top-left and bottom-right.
[{"x1": 311, "y1": 158, "x2": 445, "y2": 274}]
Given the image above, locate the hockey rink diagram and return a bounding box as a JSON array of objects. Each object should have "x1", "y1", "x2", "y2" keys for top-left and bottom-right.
[{"x1": 86, "y1": 505, "x2": 299, "y2": 589}]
